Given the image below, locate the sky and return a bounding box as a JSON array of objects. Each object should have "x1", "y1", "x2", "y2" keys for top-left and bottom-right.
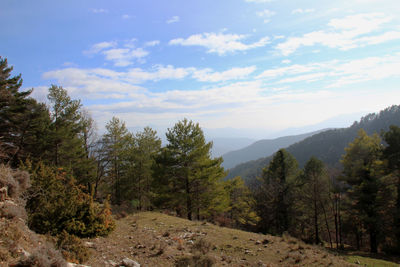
[{"x1": 1, "y1": 0, "x2": 400, "y2": 139}]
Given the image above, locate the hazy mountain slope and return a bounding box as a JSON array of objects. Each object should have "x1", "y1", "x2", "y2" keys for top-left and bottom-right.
[
  {"x1": 221, "y1": 130, "x2": 323, "y2": 169},
  {"x1": 209, "y1": 137, "x2": 255, "y2": 157},
  {"x1": 227, "y1": 105, "x2": 400, "y2": 182}
]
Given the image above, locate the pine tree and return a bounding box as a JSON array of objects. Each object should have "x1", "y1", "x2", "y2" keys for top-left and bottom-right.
[
  {"x1": 101, "y1": 117, "x2": 133, "y2": 204},
  {"x1": 341, "y1": 129, "x2": 384, "y2": 253},
  {"x1": 44, "y1": 85, "x2": 96, "y2": 188},
  {"x1": 383, "y1": 125, "x2": 400, "y2": 251},
  {"x1": 128, "y1": 127, "x2": 161, "y2": 210},
  {"x1": 256, "y1": 149, "x2": 299, "y2": 235},
  {"x1": 297, "y1": 157, "x2": 331, "y2": 245},
  {"x1": 155, "y1": 118, "x2": 226, "y2": 220},
  {"x1": 0, "y1": 57, "x2": 50, "y2": 165},
  {"x1": 225, "y1": 176, "x2": 259, "y2": 228}
]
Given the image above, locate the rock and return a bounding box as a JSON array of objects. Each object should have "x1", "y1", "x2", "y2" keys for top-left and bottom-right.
[
  {"x1": 67, "y1": 263, "x2": 91, "y2": 267},
  {"x1": 262, "y1": 239, "x2": 269, "y2": 244},
  {"x1": 255, "y1": 240, "x2": 261, "y2": 245},
  {"x1": 108, "y1": 260, "x2": 117, "y2": 266},
  {"x1": 84, "y1": 241, "x2": 95, "y2": 248},
  {"x1": 121, "y1": 257, "x2": 141, "y2": 267}
]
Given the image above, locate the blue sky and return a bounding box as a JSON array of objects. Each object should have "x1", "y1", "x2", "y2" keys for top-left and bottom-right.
[{"x1": 1, "y1": 0, "x2": 400, "y2": 138}]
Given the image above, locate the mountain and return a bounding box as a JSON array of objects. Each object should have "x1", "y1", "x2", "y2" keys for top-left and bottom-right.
[
  {"x1": 221, "y1": 130, "x2": 324, "y2": 169},
  {"x1": 227, "y1": 105, "x2": 400, "y2": 182},
  {"x1": 208, "y1": 137, "x2": 256, "y2": 157}
]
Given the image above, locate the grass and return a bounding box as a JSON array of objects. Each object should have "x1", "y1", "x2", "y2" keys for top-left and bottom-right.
[
  {"x1": 346, "y1": 255, "x2": 399, "y2": 267},
  {"x1": 85, "y1": 211, "x2": 361, "y2": 266}
]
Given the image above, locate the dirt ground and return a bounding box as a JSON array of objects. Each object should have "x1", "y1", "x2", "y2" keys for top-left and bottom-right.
[{"x1": 85, "y1": 212, "x2": 356, "y2": 267}]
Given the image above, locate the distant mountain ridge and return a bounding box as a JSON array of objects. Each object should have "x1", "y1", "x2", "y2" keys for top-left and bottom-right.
[
  {"x1": 209, "y1": 137, "x2": 255, "y2": 157},
  {"x1": 221, "y1": 130, "x2": 325, "y2": 169},
  {"x1": 226, "y1": 105, "x2": 400, "y2": 182}
]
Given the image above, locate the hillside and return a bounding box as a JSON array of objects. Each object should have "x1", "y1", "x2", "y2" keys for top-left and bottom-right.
[
  {"x1": 85, "y1": 211, "x2": 357, "y2": 267},
  {"x1": 210, "y1": 137, "x2": 255, "y2": 157},
  {"x1": 221, "y1": 130, "x2": 323, "y2": 169},
  {"x1": 227, "y1": 105, "x2": 400, "y2": 181}
]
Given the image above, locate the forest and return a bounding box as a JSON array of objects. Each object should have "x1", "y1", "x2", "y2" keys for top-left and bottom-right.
[{"x1": 1, "y1": 56, "x2": 400, "y2": 260}]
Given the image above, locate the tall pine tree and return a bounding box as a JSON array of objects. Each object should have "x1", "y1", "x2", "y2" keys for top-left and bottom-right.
[{"x1": 155, "y1": 118, "x2": 226, "y2": 220}]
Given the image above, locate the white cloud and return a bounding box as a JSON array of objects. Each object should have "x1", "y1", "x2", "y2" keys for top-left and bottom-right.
[
  {"x1": 85, "y1": 41, "x2": 150, "y2": 67},
  {"x1": 103, "y1": 48, "x2": 149, "y2": 67},
  {"x1": 257, "y1": 63, "x2": 322, "y2": 79},
  {"x1": 85, "y1": 41, "x2": 116, "y2": 54},
  {"x1": 192, "y1": 66, "x2": 256, "y2": 82},
  {"x1": 39, "y1": 52, "x2": 400, "y2": 133},
  {"x1": 122, "y1": 14, "x2": 131, "y2": 19},
  {"x1": 291, "y1": 8, "x2": 315, "y2": 14},
  {"x1": 91, "y1": 8, "x2": 108, "y2": 14},
  {"x1": 281, "y1": 59, "x2": 291, "y2": 64},
  {"x1": 257, "y1": 9, "x2": 275, "y2": 17},
  {"x1": 276, "y1": 13, "x2": 400, "y2": 55},
  {"x1": 169, "y1": 32, "x2": 270, "y2": 55},
  {"x1": 167, "y1": 16, "x2": 180, "y2": 24},
  {"x1": 145, "y1": 40, "x2": 160, "y2": 47},
  {"x1": 256, "y1": 54, "x2": 400, "y2": 89},
  {"x1": 257, "y1": 9, "x2": 275, "y2": 23}
]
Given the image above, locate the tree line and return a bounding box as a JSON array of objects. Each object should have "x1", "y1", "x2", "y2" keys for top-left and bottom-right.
[
  {"x1": 254, "y1": 128, "x2": 400, "y2": 254},
  {"x1": 1, "y1": 57, "x2": 399, "y2": 255}
]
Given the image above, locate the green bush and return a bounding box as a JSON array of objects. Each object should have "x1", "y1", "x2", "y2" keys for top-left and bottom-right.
[
  {"x1": 56, "y1": 231, "x2": 90, "y2": 263},
  {"x1": 25, "y1": 162, "x2": 115, "y2": 237}
]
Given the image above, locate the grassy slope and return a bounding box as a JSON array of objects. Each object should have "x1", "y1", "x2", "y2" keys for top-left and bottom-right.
[{"x1": 86, "y1": 212, "x2": 358, "y2": 267}]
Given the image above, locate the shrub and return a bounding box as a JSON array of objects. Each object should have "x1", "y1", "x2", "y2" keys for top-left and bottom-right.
[
  {"x1": 175, "y1": 239, "x2": 215, "y2": 267},
  {"x1": 25, "y1": 162, "x2": 115, "y2": 237},
  {"x1": 0, "y1": 164, "x2": 30, "y2": 199},
  {"x1": 15, "y1": 245, "x2": 67, "y2": 267},
  {"x1": 56, "y1": 231, "x2": 90, "y2": 263}
]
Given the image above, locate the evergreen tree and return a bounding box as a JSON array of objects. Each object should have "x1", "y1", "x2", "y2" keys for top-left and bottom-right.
[
  {"x1": 0, "y1": 57, "x2": 51, "y2": 165},
  {"x1": 341, "y1": 129, "x2": 384, "y2": 253},
  {"x1": 383, "y1": 125, "x2": 400, "y2": 251},
  {"x1": 256, "y1": 149, "x2": 299, "y2": 235},
  {"x1": 101, "y1": 117, "x2": 133, "y2": 204},
  {"x1": 155, "y1": 118, "x2": 226, "y2": 220},
  {"x1": 128, "y1": 127, "x2": 161, "y2": 210},
  {"x1": 225, "y1": 176, "x2": 259, "y2": 228},
  {"x1": 297, "y1": 157, "x2": 331, "y2": 245},
  {"x1": 46, "y1": 85, "x2": 94, "y2": 186}
]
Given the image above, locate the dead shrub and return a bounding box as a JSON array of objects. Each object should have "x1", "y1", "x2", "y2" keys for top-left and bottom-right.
[
  {"x1": 15, "y1": 245, "x2": 67, "y2": 267},
  {"x1": 191, "y1": 238, "x2": 212, "y2": 255},
  {"x1": 0, "y1": 201, "x2": 26, "y2": 219},
  {"x1": 0, "y1": 165, "x2": 30, "y2": 199},
  {"x1": 175, "y1": 254, "x2": 215, "y2": 267}
]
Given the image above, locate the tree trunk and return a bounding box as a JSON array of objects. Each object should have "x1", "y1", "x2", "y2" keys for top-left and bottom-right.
[
  {"x1": 370, "y1": 226, "x2": 378, "y2": 253},
  {"x1": 320, "y1": 199, "x2": 333, "y2": 248},
  {"x1": 396, "y1": 174, "x2": 400, "y2": 249},
  {"x1": 186, "y1": 176, "x2": 192, "y2": 220},
  {"x1": 314, "y1": 197, "x2": 319, "y2": 244}
]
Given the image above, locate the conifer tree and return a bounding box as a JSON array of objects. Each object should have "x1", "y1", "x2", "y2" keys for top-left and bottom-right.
[
  {"x1": 256, "y1": 149, "x2": 299, "y2": 235},
  {"x1": 297, "y1": 157, "x2": 331, "y2": 245},
  {"x1": 341, "y1": 129, "x2": 384, "y2": 253},
  {"x1": 225, "y1": 176, "x2": 259, "y2": 228},
  {"x1": 0, "y1": 57, "x2": 51, "y2": 165},
  {"x1": 383, "y1": 125, "x2": 400, "y2": 250},
  {"x1": 44, "y1": 85, "x2": 95, "y2": 188},
  {"x1": 155, "y1": 118, "x2": 226, "y2": 220},
  {"x1": 128, "y1": 127, "x2": 161, "y2": 210},
  {"x1": 101, "y1": 117, "x2": 133, "y2": 204}
]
